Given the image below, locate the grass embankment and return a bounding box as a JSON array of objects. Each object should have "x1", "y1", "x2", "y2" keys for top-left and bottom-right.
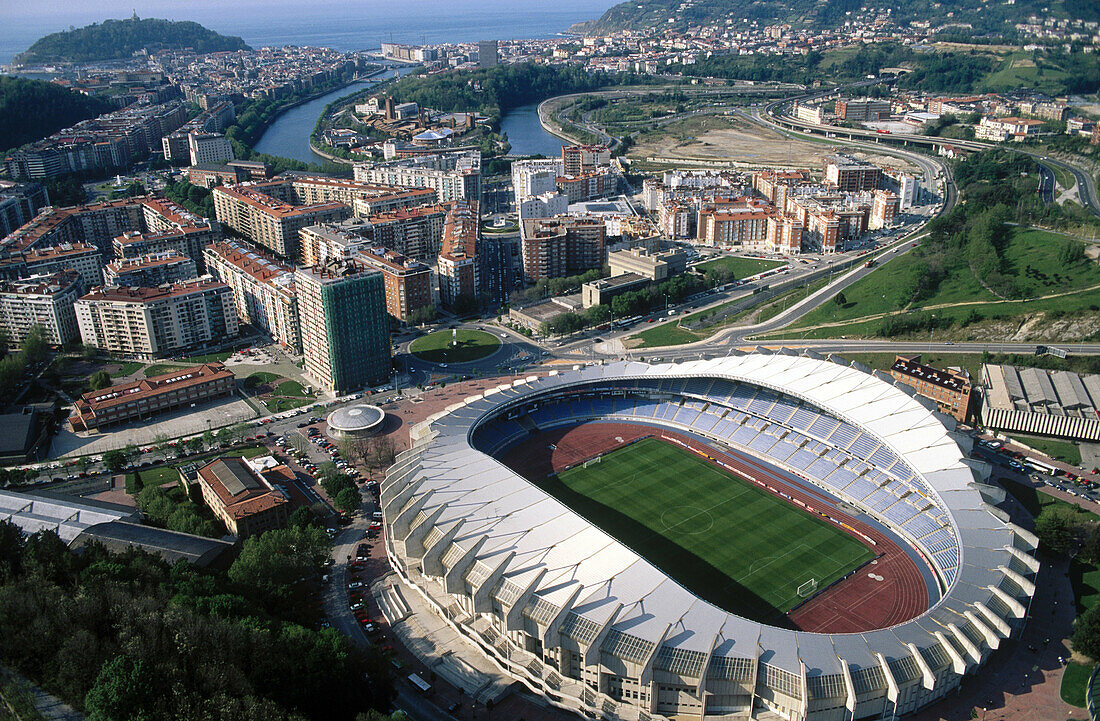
[
  {"x1": 631, "y1": 275, "x2": 830, "y2": 349},
  {"x1": 544, "y1": 438, "x2": 874, "y2": 624},
  {"x1": 1008, "y1": 434, "x2": 1083, "y2": 467},
  {"x1": 410, "y1": 329, "x2": 502, "y2": 363},
  {"x1": 695, "y1": 256, "x2": 785, "y2": 279},
  {"x1": 769, "y1": 228, "x2": 1100, "y2": 340}
]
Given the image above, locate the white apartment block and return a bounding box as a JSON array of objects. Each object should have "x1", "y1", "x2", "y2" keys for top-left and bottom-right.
[
  {"x1": 188, "y1": 132, "x2": 235, "y2": 166},
  {"x1": 76, "y1": 278, "x2": 239, "y2": 360},
  {"x1": 517, "y1": 191, "x2": 569, "y2": 221},
  {"x1": 354, "y1": 151, "x2": 482, "y2": 204},
  {"x1": 512, "y1": 158, "x2": 564, "y2": 206},
  {"x1": 0, "y1": 271, "x2": 83, "y2": 346}
]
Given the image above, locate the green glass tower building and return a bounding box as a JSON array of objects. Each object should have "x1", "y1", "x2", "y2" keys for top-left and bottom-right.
[{"x1": 296, "y1": 259, "x2": 391, "y2": 393}]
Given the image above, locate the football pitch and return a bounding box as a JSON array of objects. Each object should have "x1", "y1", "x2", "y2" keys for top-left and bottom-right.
[{"x1": 540, "y1": 438, "x2": 876, "y2": 624}]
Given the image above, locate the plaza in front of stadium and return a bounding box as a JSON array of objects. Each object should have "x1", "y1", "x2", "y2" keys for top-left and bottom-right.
[{"x1": 379, "y1": 351, "x2": 1039, "y2": 721}]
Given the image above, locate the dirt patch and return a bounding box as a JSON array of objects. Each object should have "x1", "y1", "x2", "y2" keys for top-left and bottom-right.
[{"x1": 628, "y1": 114, "x2": 916, "y2": 172}]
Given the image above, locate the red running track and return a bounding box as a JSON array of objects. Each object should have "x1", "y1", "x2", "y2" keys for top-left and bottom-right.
[{"x1": 500, "y1": 421, "x2": 930, "y2": 633}]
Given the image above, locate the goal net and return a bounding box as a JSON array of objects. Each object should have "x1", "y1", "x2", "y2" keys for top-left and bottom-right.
[
  {"x1": 796, "y1": 578, "x2": 818, "y2": 598},
  {"x1": 583, "y1": 456, "x2": 603, "y2": 468}
]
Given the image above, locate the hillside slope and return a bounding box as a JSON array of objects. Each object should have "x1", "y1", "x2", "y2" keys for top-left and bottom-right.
[
  {"x1": 570, "y1": 0, "x2": 1100, "y2": 35},
  {"x1": 0, "y1": 77, "x2": 114, "y2": 153},
  {"x1": 15, "y1": 18, "x2": 250, "y2": 64}
]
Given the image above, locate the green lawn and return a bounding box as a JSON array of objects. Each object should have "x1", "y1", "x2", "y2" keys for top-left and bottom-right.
[
  {"x1": 264, "y1": 397, "x2": 314, "y2": 413},
  {"x1": 247, "y1": 371, "x2": 281, "y2": 384},
  {"x1": 695, "y1": 255, "x2": 785, "y2": 279},
  {"x1": 105, "y1": 360, "x2": 144, "y2": 376},
  {"x1": 1007, "y1": 434, "x2": 1082, "y2": 467},
  {"x1": 632, "y1": 321, "x2": 701, "y2": 348},
  {"x1": 776, "y1": 228, "x2": 1100, "y2": 339},
  {"x1": 275, "y1": 380, "x2": 312, "y2": 398},
  {"x1": 542, "y1": 438, "x2": 876, "y2": 623},
  {"x1": 126, "y1": 466, "x2": 182, "y2": 489},
  {"x1": 144, "y1": 363, "x2": 188, "y2": 378},
  {"x1": 410, "y1": 329, "x2": 501, "y2": 364},
  {"x1": 1060, "y1": 661, "x2": 1094, "y2": 707}
]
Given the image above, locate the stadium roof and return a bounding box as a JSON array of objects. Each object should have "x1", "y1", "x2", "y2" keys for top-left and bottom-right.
[
  {"x1": 0, "y1": 489, "x2": 135, "y2": 543},
  {"x1": 387, "y1": 352, "x2": 1034, "y2": 681}
]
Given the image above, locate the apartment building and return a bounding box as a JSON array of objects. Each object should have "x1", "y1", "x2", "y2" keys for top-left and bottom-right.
[
  {"x1": 1, "y1": 198, "x2": 145, "y2": 257},
  {"x1": 212, "y1": 184, "x2": 349, "y2": 260},
  {"x1": 204, "y1": 240, "x2": 301, "y2": 353},
  {"x1": 195, "y1": 456, "x2": 290, "y2": 538},
  {"x1": 697, "y1": 199, "x2": 773, "y2": 248},
  {"x1": 295, "y1": 259, "x2": 390, "y2": 393},
  {"x1": 0, "y1": 271, "x2": 83, "y2": 345},
  {"x1": 890, "y1": 354, "x2": 972, "y2": 422},
  {"x1": 0, "y1": 242, "x2": 103, "y2": 290},
  {"x1": 512, "y1": 158, "x2": 564, "y2": 206},
  {"x1": 823, "y1": 155, "x2": 883, "y2": 193},
  {"x1": 518, "y1": 191, "x2": 569, "y2": 222},
  {"x1": 301, "y1": 206, "x2": 449, "y2": 265},
  {"x1": 69, "y1": 362, "x2": 236, "y2": 432},
  {"x1": 975, "y1": 116, "x2": 1045, "y2": 141},
  {"x1": 187, "y1": 163, "x2": 249, "y2": 189},
  {"x1": 353, "y1": 150, "x2": 482, "y2": 204},
  {"x1": 0, "y1": 181, "x2": 50, "y2": 237},
  {"x1": 556, "y1": 168, "x2": 618, "y2": 203},
  {"x1": 356, "y1": 247, "x2": 433, "y2": 322},
  {"x1": 103, "y1": 251, "x2": 198, "y2": 287},
  {"x1": 562, "y1": 144, "x2": 611, "y2": 176},
  {"x1": 834, "y1": 98, "x2": 892, "y2": 121},
  {"x1": 76, "y1": 278, "x2": 239, "y2": 359},
  {"x1": 437, "y1": 201, "x2": 480, "y2": 307},
  {"x1": 870, "y1": 189, "x2": 900, "y2": 230},
  {"x1": 187, "y1": 132, "x2": 234, "y2": 166},
  {"x1": 520, "y1": 216, "x2": 606, "y2": 282}
]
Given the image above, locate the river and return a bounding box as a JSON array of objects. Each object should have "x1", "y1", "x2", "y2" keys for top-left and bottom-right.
[
  {"x1": 253, "y1": 69, "x2": 405, "y2": 164},
  {"x1": 256, "y1": 85, "x2": 566, "y2": 166},
  {"x1": 500, "y1": 103, "x2": 566, "y2": 158}
]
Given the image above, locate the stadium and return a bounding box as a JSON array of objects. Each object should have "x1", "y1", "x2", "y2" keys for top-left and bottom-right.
[{"x1": 382, "y1": 351, "x2": 1038, "y2": 721}]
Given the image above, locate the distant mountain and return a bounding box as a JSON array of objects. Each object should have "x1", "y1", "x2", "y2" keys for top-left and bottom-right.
[
  {"x1": 15, "y1": 18, "x2": 251, "y2": 64},
  {"x1": 570, "y1": 0, "x2": 1100, "y2": 35},
  {"x1": 0, "y1": 77, "x2": 114, "y2": 153}
]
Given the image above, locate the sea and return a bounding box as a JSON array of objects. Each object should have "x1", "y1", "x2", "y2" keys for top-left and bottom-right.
[{"x1": 0, "y1": 0, "x2": 613, "y2": 65}]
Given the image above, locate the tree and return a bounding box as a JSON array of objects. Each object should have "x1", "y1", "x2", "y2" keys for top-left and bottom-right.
[
  {"x1": 20, "y1": 325, "x2": 48, "y2": 365},
  {"x1": 1034, "y1": 506, "x2": 1085, "y2": 556},
  {"x1": 288, "y1": 506, "x2": 318, "y2": 530},
  {"x1": 1074, "y1": 604, "x2": 1100, "y2": 660},
  {"x1": 334, "y1": 486, "x2": 362, "y2": 514},
  {"x1": 84, "y1": 654, "x2": 158, "y2": 721},
  {"x1": 833, "y1": 292, "x2": 847, "y2": 306},
  {"x1": 228, "y1": 526, "x2": 331, "y2": 609},
  {"x1": 102, "y1": 449, "x2": 127, "y2": 473}
]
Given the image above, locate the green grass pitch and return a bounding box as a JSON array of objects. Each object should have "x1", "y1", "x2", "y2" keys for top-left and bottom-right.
[{"x1": 542, "y1": 438, "x2": 876, "y2": 625}]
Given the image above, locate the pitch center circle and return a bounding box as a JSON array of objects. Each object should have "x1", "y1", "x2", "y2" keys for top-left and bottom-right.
[{"x1": 660, "y1": 505, "x2": 715, "y2": 535}]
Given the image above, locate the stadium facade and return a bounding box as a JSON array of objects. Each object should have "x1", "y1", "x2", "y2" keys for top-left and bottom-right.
[{"x1": 383, "y1": 352, "x2": 1038, "y2": 721}]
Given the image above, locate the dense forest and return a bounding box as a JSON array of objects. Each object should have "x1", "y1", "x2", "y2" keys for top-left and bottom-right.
[
  {"x1": 0, "y1": 522, "x2": 402, "y2": 721},
  {"x1": 387, "y1": 63, "x2": 632, "y2": 126},
  {"x1": 0, "y1": 76, "x2": 113, "y2": 153},
  {"x1": 16, "y1": 18, "x2": 250, "y2": 64},
  {"x1": 571, "y1": 0, "x2": 1100, "y2": 34}
]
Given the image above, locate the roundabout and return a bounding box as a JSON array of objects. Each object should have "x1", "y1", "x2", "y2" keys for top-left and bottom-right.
[{"x1": 408, "y1": 329, "x2": 502, "y2": 364}]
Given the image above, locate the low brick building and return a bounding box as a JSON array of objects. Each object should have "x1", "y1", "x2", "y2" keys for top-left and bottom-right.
[
  {"x1": 69, "y1": 362, "x2": 235, "y2": 432},
  {"x1": 195, "y1": 456, "x2": 290, "y2": 537},
  {"x1": 890, "y1": 354, "x2": 972, "y2": 422}
]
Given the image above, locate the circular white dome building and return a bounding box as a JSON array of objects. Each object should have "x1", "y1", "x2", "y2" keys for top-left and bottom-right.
[{"x1": 326, "y1": 404, "x2": 385, "y2": 440}]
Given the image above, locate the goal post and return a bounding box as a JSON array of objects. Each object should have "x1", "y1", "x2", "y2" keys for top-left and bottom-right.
[
  {"x1": 796, "y1": 578, "x2": 818, "y2": 598},
  {"x1": 583, "y1": 456, "x2": 603, "y2": 468}
]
